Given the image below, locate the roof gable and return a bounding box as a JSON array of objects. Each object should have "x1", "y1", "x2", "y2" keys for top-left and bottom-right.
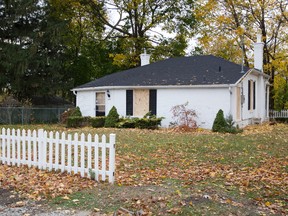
[{"x1": 74, "y1": 55, "x2": 250, "y2": 89}]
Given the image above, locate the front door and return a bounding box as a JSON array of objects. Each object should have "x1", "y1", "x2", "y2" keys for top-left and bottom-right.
[{"x1": 96, "y1": 92, "x2": 105, "y2": 116}]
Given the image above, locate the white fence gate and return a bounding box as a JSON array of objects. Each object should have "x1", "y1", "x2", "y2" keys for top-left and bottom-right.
[
  {"x1": 269, "y1": 110, "x2": 288, "y2": 118},
  {"x1": 0, "y1": 128, "x2": 116, "y2": 183}
]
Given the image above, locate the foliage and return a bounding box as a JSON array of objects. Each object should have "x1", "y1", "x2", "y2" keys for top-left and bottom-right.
[
  {"x1": 0, "y1": 0, "x2": 116, "y2": 101},
  {"x1": 117, "y1": 118, "x2": 137, "y2": 128},
  {"x1": 60, "y1": 107, "x2": 82, "y2": 124},
  {"x1": 212, "y1": 110, "x2": 242, "y2": 134},
  {"x1": 80, "y1": 0, "x2": 197, "y2": 67},
  {"x1": 117, "y1": 113, "x2": 163, "y2": 129},
  {"x1": 170, "y1": 102, "x2": 198, "y2": 131},
  {"x1": 135, "y1": 117, "x2": 163, "y2": 130},
  {"x1": 104, "y1": 106, "x2": 120, "y2": 128},
  {"x1": 195, "y1": 0, "x2": 288, "y2": 108},
  {"x1": 66, "y1": 116, "x2": 84, "y2": 128},
  {"x1": 0, "y1": 0, "x2": 73, "y2": 99},
  {"x1": 224, "y1": 114, "x2": 243, "y2": 134},
  {"x1": 212, "y1": 109, "x2": 228, "y2": 133},
  {"x1": 90, "y1": 117, "x2": 106, "y2": 128},
  {"x1": 273, "y1": 75, "x2": 288, "y2": 110}
]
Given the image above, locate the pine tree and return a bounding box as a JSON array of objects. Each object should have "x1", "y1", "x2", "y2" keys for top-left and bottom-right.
[
  {"x1": 212, "y1": 109, "x2": 228, "y2": 133},
  {"x1": 104, "y1": 106, "x2": 119, "y2": 128}
]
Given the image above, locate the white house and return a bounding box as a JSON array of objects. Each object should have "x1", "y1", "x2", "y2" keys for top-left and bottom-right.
[{"x1": 72, "y1": 35, "x2": 270, "y2": 129}]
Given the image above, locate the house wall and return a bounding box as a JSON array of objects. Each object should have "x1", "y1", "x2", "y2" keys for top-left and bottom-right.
[
  {"x1": 76, "y1": 87, "x2": 231, "y2": 129},
  {"x1": 157, "y1": 88, "x2": 231, "y2": 129},
  {"x1": 76, "y1": 91, "x2": 96, "y2": 116},
  {"x1": 232, "y1": 72, "x2": 269, "y2": 128},
  {"x1": 105, "y1": 89, "x2": 126, "y2": 116},
  {"x1": 76, "y1": 74, "x2": 269, "y2": 129}
]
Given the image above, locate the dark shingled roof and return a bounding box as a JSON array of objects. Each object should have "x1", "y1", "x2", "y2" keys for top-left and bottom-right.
[{"x1": 75, "y1": 55, "x2": 250, "y2": 89}]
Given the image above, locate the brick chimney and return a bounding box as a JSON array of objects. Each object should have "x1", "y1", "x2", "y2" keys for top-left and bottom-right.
[
  {"x1": 140, "y1": 49, "x2": 151, "y2": 66},
  {"x1": 254, "y1": 33, "x2": 264, "y2": 72}
]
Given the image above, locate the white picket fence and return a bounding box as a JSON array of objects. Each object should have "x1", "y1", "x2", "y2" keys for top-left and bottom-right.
[
  {"x1": 270, "y1": 110, "x2": 288, "y2": 118},
  {"x1": 0, "y1": 128, "x2": 116, "y2": 183}
]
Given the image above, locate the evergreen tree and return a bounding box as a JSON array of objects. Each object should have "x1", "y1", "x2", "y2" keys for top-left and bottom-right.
[
  {"x1": 0, "y1": 0, "x2": 71, "y2": 100},
  {"x1": 212, "y1": 109, "x2": 228, "y2": 133},
  {"x1": 104, "y1": 106, "x2": 119, "y2": 128}
]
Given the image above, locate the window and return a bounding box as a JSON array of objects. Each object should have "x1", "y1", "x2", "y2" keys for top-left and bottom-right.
[
  {"x1": 248, "y1": 80, "x2": 256, "y2": 111},
  {"x1": 96, "y1": 92, "x2": 105, "y2": 116},
  {"x1": 126, "y1": 89, "x2": 157, "y2": 116}
]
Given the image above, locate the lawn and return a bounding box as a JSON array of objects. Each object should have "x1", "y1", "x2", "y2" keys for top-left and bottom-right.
[{"x1": 0, "y1": 123, "x2": 287, "y2": 215}]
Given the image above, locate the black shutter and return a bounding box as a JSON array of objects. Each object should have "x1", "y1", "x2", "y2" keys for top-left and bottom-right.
[
  {"x1": 149, "y1": 89, "x2": 157, "y2": 115},
  {"x1": 253, "y1": 81, "x2": 256, "y2": 110},
  {"x1": 126, "y1": 90, "x2": 133, "y2": 115},
  {"x1": 248, "y1": 80, "x2": 251, "y2": 110}
]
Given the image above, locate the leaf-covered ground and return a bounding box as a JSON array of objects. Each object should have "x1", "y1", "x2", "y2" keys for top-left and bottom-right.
[{"x1": 0, "y1": 123, "x2": 287, "y2": 215}]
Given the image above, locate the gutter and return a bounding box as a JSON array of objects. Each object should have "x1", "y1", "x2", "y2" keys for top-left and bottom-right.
[{"x1": 71, "y1": 84, "x2": 236, "y2": 92}]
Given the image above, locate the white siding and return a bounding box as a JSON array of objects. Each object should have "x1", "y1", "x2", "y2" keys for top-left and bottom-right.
[
  {"x1": 233, "y1": 72, "x2": 269, "y2": 128},
  {"x1": 76, "y1": 89, "x2": 127, "y2": 117},
  {"x1": 157, "y1": 88, "x2": 231, "y2": 129},
  {"x1": 76, "y1": 91, "x2": 96, "y2": 116},
  {"x1": 238, "y1": 74, "x2": 266, "y2": 124},
  {"x1": 75, "y1": 73, "x2": 269, "y2": 129},
  {"x1": 105, "y1": 89, "x2": 126, "y2": 117}
]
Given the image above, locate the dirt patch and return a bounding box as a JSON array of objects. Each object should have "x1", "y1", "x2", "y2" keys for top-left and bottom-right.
[
  {"x1": 0, "y1": 188, "x2": 91, "y2": 216},
  {"x1": 51, "y1": 184, "x2": 178, "y2": 215}
]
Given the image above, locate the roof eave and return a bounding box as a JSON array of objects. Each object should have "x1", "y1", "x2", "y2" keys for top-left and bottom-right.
[
  {"x1": 72, "y1": 84, "x2": 234, "y2": 92},
  {"x1": 235, "y1": 69, "x2": 270, "y2": 85}
]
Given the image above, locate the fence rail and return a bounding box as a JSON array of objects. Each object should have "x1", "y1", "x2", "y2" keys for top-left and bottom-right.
[
  {"x1": 0, "y1": 107, "x2": 68, "y2": 124},
  {"x1": 269, "y1": 110, "x2": 288, "y2": 118},
  {"x1": 0, "y1": 128, "x2": 116, "y2": 183}
]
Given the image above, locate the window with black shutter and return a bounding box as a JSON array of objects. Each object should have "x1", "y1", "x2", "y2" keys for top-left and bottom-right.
[
  {"x1": 149, "y1": 90, "x2": 157, "y2": 115},
  {"x1": 126, "y1": 90, "x2": 133, "y2": 115},
  {"x1": 248, "y1": 80, "x2": 251, "y2": 110},
  {"x1": 253, "y1": 81, "x2": 256, "y2": 110}
]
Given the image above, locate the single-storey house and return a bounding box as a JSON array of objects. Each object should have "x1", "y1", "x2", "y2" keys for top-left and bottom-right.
[{"x1": 72, "y1": 35, "x2": 270, "y2": 129}]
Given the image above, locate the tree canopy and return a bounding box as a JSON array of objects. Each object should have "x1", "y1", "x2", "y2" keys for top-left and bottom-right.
[
  {"x1": 195, "y1": 0, "x2": 288, "y2": 108},
  {"x1": 80, "y1": 0, "x2": 196, "y2": 67},
  {"x1": 1, "y1": 0, "x2": 287, "y2": 108}
]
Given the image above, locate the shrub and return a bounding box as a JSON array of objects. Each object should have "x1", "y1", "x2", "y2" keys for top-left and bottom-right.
[
  {"x1": 60, "y1": 107, "x2": 82, "y2": 124},
  {"x1": 135, "y1": 117, "x2": 163, "y2": 129},
  {"x1": 91, "y1": 117, "x2": 106, "y2": 128},
  {"x1": 212, "y1": 110, "x2": 242, "y2": 134},
  {"x1": 66, "y1": 116, "x2": 84, "y2": 128},
  {"x1": 170, "y1": 102, "x2": 198, "y2": 131},
  {"x1": 117, "y1": 118, "x2": 137, "y2": 128},
  {"x1": 104, "y1": 106, "x2": 119, "y2": 127},
  {"x1": 117, "y1": 114, "x2": 163, "y2": 129},
  {"x1": 212, "y1": 109, "x2": 228, "y2": 132},
  {"x1": 72, "y1": 107, "x2": 82, "y2": 117}
]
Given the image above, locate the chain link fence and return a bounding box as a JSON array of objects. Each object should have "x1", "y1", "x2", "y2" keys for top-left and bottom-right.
[{"x1": 0, "y1": 107, "x2": 68, "y2": 124}]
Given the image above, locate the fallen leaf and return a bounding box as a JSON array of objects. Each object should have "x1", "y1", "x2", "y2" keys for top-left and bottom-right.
[
  {"x1": 94, "y1": 208, "x2": 100, "y2": 212},
  {"x1": 62, "y1": 196, "x2": 70, "y2": 200},
  {"x1": 265, "y1": 201, "x2": 271, "y2": 207},
  {"x1": 15, "y1": 201, "x2": 25, "y2": 207}
]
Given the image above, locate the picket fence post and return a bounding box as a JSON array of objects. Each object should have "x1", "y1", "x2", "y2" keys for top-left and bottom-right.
[
  {"x1": 94, "y1": 134, "x2": 99, "y2": 181},
  {"x1": 37, "y1": 129, "x2": 42, "y2": 169},
  {"x1": 109, "y1": 134, "x2": 116, "y2": 184}
]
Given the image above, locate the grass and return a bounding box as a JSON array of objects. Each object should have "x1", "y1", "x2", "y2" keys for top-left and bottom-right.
[{"x1": 1, "y1": 123, "x2": 287, "y2": 215}]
